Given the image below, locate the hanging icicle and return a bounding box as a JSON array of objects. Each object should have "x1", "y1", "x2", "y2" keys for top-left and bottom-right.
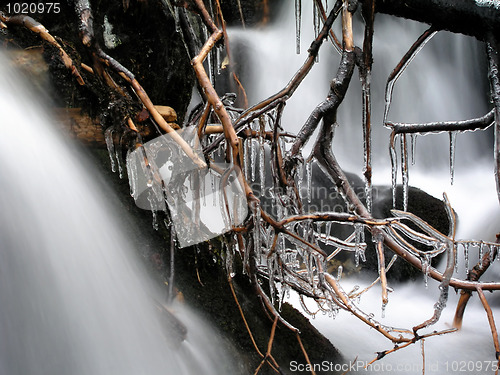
[
  {"x1": 306, "y1": 160, "x2": 312, "y2": 203},
  {"x1": 463, "y1": 242, "x2": 470, "y2": 276},
  {"x1": 400, "y1": 134, "x2": 409, "y2": 211},
  {"x1": 313, "y1": 1, "x2": 320, "y2": 62},
  {"x1": 390, "y1": 134, "x2": 398, "y2": 208},
  {"x1": 295, "y1": 0, "x2": 301, "y2": 54},
  {"x1": 410, "y1": 133, "x2": 417, "y2": 165},
  {"x1": 251, "y1": 138, "x2": 257, "y2": 182},
  {"x1": 104, "y1": 127, "x2": 117, "y2": 173},
  {"x1": 354, "y1": 223, "x2": 366, "y2": 267},
  {"x1": 449, "y1": 131, "x2": 457, "y2": 185}
]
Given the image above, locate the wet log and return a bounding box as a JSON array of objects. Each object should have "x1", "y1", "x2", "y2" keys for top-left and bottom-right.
[
  {"x1": 54, "y1": 107, "x2": 177, "y2": 147},
  {"x1": 374, "y1": 0, "x2": 500, "y2": 40}
]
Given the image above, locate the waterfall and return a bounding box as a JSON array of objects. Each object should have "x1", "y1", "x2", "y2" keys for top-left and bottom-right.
[
  {"x1": 0, "y1": 52, "x2": 234, "y2": 374},
  {"x1": 228, "y1": 3, "x2": 500, "y2": 373}
]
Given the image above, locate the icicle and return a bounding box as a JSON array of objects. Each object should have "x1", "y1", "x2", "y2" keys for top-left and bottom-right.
[
  {"x1": 295, "y1": 0, "x2": 301, "y2": 54},
  {"x1": 400, "y1": 134, "x2": 409, "y2": 211},
  {"x1": 381, "y1": 302, "x2": 387, "y2": 319},
  {"x1": 251, "y1": 139, "x2": 257, "y2": 181},
  {"x1": 216, "y1": 45, "x2": 222, "y2": 76},
  {"x1": 104, "y1": 127, "x2": 116, "y2": 172},
  {"x1": 225, "y1": 242, "x2": 234, "y2": 279},
  {"x1": 449, "y1": 131, "x2": 457, "y2": 185},
  {"x1": 410, "y1": 134, "x2": 417, "y2": 165},
  {"x1": 296, "y1": 159, "x2": 304, "y2": 200},
  {"x1": 244, "y1": 138, "x2": 250, "y2": 179},
  {"x1": 211, "y1": 169, "x2": 217, "y2": 206},
  {"x1": 325, "y1": 221, "x2": 332, "y2": 238},
  {"x1": 201, "y1": 169, "x2": 207, "y2": 207},
  {"x1": 115, "y1": 149, "x2": 124, "y2": 178},
  {"x1": 479, "y1": 241, "x2": 485, "y2": 269},
  {"x1": 259, "y1": 137, "x2": 265, "y2": 194},
  {"x1": 126, "y1": 149, "x2": 138, "y2": 199},
  {"x1": 490, "y1": 245, "x2": 497, "y2": 262},
  {"x1": 464, "y1": 242, "x2": 470, "y2": 276},
  {"x1": 147, "y1": 191, "x2": 159, "y2": 231},
  {"x1": 313, "y1": 2, "x2": 320, "y2": 62},
  {"x1": 421, "y1": 254, "x2": 431, "y2": 288},
  {"x1": 306, "y1": 161, "x2": 312, "y2": 203},
  {"x1": 364, "y1": 180, "x2": 372, "y2": 214},
  {"x1": 390, "y1": 134, "x2": 398, "y2": 208},
  {"x1": 354, "y1": 223, "x2": 365, "y2": 267},
  {"x1": 337, "y1": 265, "x2": 343, "y2": 280},
  {"x1": 251, "y1": 201, "x2": 261, "y2": 259},
  {"x1": 269, "y1": 256, "x2": 278, "y2": 305}
]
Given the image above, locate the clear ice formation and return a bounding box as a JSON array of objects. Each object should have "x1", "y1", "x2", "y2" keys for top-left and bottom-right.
[{"x1": 126, "y1": 126, "x2": 248, "y2": 247}]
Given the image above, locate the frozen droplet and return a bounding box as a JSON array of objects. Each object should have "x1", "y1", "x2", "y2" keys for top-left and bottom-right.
[{"x1": 337, "y1": 265, "x2": 343, "y2": 280}]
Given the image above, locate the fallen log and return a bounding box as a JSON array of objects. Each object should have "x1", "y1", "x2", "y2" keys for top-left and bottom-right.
[{"x1": 375, "y1": 0, "x2": 500, "y2": 40}]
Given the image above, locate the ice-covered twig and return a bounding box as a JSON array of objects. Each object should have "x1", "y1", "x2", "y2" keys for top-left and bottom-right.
[
  {"x1": 322, "y1": 272, "x2": 414, "y2": 342},
  {"x1": 486, "y1": 33, "x2": 500, "y2": 204},
  {"x1": 477, "y1": 286, "x2": 500, "y2": 362},
  {"x1": 373, "y1": 229, "x2": 389, "y2": 306},
  {"x1": 358, "y1": 0, "x2": 376, "y2": 213},
  {"x1": 203, "y1": 2, "x2": 342, "y2": 156},
  {"x1": 366, "y1": 328, "x2": 457, "y2": 366},
  {"x1": 314, "y1": 0, "x2": 343, "y2": 53},
  {"x1": 386, "y1": 109, "x2": 494, "y2": 135},
  {"x1": 453, "y1": 235, "x2": 500, "y2": 329},
  {"x1": 383, "y1": 27, "x2": 437, "y2": 125}
]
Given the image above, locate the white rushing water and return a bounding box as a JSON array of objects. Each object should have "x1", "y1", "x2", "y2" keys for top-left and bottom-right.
[
  {"x1": 228, "y1": 2, "x2": 500, "y2": 373},
  {"x1": 0, "y1": 51, "x2": 235, "y2": 375}
]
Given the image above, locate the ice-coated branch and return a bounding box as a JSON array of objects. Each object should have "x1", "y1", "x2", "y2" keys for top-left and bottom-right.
[
  {"x1": 386, "y1": 109, "x2": 495, "y2": 135},
  {"x1": 383, "y1": 27, "x2": 437, "y2": 125},
  {"x1": 204, "y1": 0, "x2": 343, "y2": 155},
  {"x1": 292, "y1": 47, "x2": 358, "y2": 163},
  {"x1": 476, "y1": 286, "x2": 500, "y2": 362},
  {"x1": 486, "y1": 33, "x2": 500, "y2": 204},
  {"x1": 359, "y1": 0, "x2": 376, "y2": 212},
  {"x1": 453, "y1": 235, "x2": 500, "y2": 329}
]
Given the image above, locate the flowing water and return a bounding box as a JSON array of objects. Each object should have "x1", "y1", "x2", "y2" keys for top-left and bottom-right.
[
  {"x1": 0, "y1": 52, "x2": 235, "y2": 375},
  {"x1": 229, "y1": 3, "x2": 500, "y2": 373}
]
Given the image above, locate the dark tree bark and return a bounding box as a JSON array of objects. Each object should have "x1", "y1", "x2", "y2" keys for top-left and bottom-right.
[{"x1": 375, "y1": 0, "x2": 500, "y2": 40}]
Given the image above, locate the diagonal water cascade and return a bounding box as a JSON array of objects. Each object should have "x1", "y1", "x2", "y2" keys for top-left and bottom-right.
[{"x1": 0, "y1": 52, "x2": 234, "y2": 375}]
